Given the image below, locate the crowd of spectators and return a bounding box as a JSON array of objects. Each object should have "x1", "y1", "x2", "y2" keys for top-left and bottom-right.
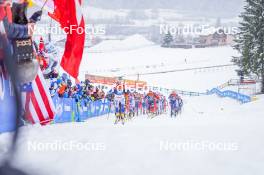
[{"x1": 48, "y1": 73, "x2": 106, "y2": 103}]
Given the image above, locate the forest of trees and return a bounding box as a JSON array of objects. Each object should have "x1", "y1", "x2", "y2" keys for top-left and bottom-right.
[{"x1": 233, "y1": 0, "x2": 264, "y2": 93}]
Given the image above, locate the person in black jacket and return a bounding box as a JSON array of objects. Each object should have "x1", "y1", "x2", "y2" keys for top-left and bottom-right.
[{"x1": 2, "y1": 0, "x2": 42, "y2": 83}]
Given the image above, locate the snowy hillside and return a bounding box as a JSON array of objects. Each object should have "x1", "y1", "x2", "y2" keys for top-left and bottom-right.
[{"x1": 80, "y1": 35, "x2": 239, "y2": 91}]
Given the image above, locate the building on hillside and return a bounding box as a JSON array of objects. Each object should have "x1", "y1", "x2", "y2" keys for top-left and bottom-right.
[{"x1": 197, "y1": 29, "x2": 235, "y2": 48}]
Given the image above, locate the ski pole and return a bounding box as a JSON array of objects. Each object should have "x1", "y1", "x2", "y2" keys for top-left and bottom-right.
[{"x1": 107, "y1": 101, "x2": 111, "y2": 120}]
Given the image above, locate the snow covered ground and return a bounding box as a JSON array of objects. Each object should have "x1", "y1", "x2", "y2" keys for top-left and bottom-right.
[
  {"x1": 1, "y1": 35, "x2": 263, "y2": 175},
  {"x1": 0, "y1": 95, "x2": 264, "y2": 175}
]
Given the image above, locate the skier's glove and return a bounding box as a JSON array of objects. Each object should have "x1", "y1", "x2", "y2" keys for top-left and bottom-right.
[{"x1": 30, "y1": 10, "x2": 43, "y2": 23}]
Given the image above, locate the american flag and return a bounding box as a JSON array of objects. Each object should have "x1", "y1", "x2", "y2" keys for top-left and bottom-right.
[
  {"x1": 21, "y1": 69, "x2": 55, "y2": 125},
  {"x1": 20, "y1": 82, "x2": 33, "y2": 92}
]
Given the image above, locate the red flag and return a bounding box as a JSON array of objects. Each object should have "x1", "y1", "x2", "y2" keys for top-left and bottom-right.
[{"x1": 51, "y1": 0, "x2": 85, "y2": 78}]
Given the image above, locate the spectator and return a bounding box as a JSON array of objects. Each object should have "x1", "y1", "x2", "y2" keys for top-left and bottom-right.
[{"x1": 2, "y1": 0, "x2": 42, "y2": 83}]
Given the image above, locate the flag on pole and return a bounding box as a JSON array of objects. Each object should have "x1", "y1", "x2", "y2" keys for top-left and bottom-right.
[
  {"x1": 50, "y1": 0, "x2": 85, "y2": 79},
  {"x1": 21, "y1": 69, "x2": 55, "y2": 125},
  {"x1": 30, "y1": 0, "x2": 54, "y2": 12}
]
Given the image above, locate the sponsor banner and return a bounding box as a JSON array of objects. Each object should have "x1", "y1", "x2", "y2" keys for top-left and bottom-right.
[{"x1": 208, "y1": 88, "x2": 251, "y2": 103}]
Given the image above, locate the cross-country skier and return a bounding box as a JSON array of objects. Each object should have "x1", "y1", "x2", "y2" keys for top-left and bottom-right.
[
  {"x1": 168, "y1": 91, "x2": 183, "y2": 117},
  {"x1": 113, "y1": 82, "x2": 126, "y2": 125},
  {"x1": 134, "y1": 92, "x2": 142, "y2": 116},
  {"x1": 145, "y1": 91, "x2": 158, "y2": 117},
  {"x1": 159, "y1": 94, "x2": 167, "y2": 114},
  {"x1": 142, "y1": 93, "x2": 147, "y2": 115},
  {"x1": 128, "y1": 92, "x2": 136, "y2": 119},
  {"x1": 169, "y1": 91, "x2": 177, "y2": 117}
]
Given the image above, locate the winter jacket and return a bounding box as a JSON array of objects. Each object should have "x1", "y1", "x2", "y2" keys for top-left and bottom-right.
[{"x1": 3, "y1": 17, "x2": 29, "y2": 39}]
